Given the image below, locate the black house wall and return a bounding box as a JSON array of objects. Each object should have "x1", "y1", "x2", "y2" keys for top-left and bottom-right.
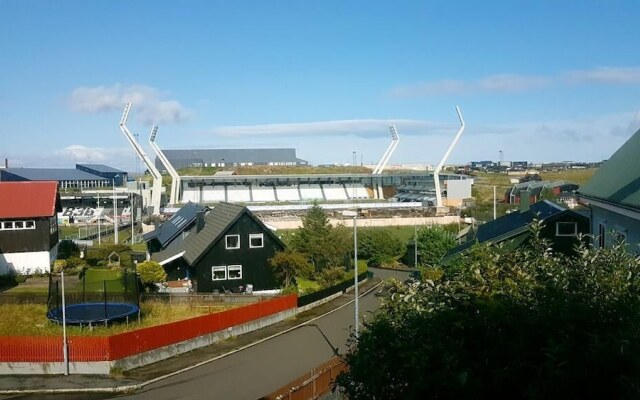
[
  {"x1": 0, "y1": 218, "x2": 57, "y2": 254},
  {"x1": 194, "y1": 214, "x2": 284, "y2": 293}
]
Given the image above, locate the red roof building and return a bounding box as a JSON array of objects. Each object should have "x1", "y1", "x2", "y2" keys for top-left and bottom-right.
[
  {"x1": 0, "y1": 181, "x2": 62, "y2": 275},
  {"x1": 0, "y1": 181, "x2": 60, "y2": 219}
]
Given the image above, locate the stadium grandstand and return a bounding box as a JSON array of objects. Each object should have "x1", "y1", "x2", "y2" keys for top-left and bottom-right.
[
  {"x1": 155, "y1": 148, "x2": 308, "y2": 171},
  {"x1": 178, "y1": 172, "x2": 472, "y2": 205}
]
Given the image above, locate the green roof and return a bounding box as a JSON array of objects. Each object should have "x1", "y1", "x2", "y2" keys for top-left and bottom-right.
[{"x1": 579, "y1": 127, "x2": 640, "y2": 209}]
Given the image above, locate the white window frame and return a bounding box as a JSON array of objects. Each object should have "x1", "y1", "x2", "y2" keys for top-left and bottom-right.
[
  {"x1": 556, "y1": 221, "x2": 578, "y2": 237},
  {"x1": 212, "y1": 266, "x2": 227, "y2": 281},
  {"x1": 225, "y1": 234, "x2": 240, "y2": 249},
  {"x1": 24, "y1": 220, "x2": 35, "y2": 229},
  {"x1": 227, "y1": 265, "x2": 242, "y2": 280},
  {"x1": 249, "y1": 233, "x2": 264, "y2": 248}
]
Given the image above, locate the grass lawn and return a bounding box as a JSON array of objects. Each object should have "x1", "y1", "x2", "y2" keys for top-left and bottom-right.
[
  {"x1": 0, "y1": 301, "x2": 240, "y2": 336},
  {"x1": 297, "y1": 277, "x2": 321, "y2": 294}
]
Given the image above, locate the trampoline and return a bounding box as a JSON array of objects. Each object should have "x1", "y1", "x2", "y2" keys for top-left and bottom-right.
[{"x1": 47, "y1": 302, "x2": 140, "y2": 325}]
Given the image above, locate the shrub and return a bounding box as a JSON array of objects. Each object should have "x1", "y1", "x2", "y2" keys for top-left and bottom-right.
[
  {"x1": 316, "y1": 266, "x2": 348, "y2": 288},
  {"x1": 336, "y1": 223, "x2": 640, "y2": 399},
  {"x1": 136, "y1": 261, "x2": 167, "y2": 292}
]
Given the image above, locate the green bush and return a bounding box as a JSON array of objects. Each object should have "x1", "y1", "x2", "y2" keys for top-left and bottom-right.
[
  {"x1": 316, "y1": 266, "x2": 348, "y2": 288},
  {"x1": 358, "y1": 228, "x2": 404, "y2": 265},
  {"x1": 337, "y1": 222, "x2": 640, "y2": 399}
]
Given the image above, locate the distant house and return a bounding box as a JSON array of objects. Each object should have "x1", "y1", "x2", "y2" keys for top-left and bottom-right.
[
  {"x1": 0, "y1": 181, "x2": 62, "y2": 274},
  {"x1": 504, "y1": 180, "x2": 579, "y2": 205},
  {"x1": 142, "y1": 202, "x2": 210, "y2": 253},
  {"x1": 577, "y1": 126, "x2": 640, "y2": 251},
  {"x1": 442, "y1": 200, "x2": 589, "y2": 264},
  {"x1": 151, "y1": 203, "x2": 285, "y2": 293}
]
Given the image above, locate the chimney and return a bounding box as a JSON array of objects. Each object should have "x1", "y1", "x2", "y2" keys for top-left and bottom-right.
[
  {"x1": 4, "y1": 158, "x2": 7, "y2": 168},
  {"x1": 520, "y1": 190, "x2": 531, "y2": 213},
  {"x1": 196, "y1": 211, "x2": 206, "y2": 233}
]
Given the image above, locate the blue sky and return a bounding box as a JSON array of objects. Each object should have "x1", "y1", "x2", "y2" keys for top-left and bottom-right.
[{"x1": 1, "y1": 1, "x2": 639, "y2": 171}]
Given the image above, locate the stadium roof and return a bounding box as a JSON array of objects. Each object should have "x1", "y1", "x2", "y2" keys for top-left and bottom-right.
[
  {"x1": 578, "y1": 126, "x2": 640, "y2": 209},
  {"x1": 0, "y1": 181, "x2": 60, "y2": 218},
  {"x1": 1, "y1": 168, "x2": 107, "y2": 182},
  {"x1": 76, "y1": 164, "x2": 127, "y2": 174},
  {"x1": 157, "y1": 148, "x2": 307, "y2": 168}
]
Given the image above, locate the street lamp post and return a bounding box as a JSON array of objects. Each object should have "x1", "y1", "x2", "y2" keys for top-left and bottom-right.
[
  {"x1": 353, "y1": 212, "x2": 358, "y2": 338},
  {"x1": 61, "y1": 270, "x2": 69, "y2": 375},
  {"x1": 343, "y1": 209, "x2": 359, "y2": 337},
  {"x1": 113, "y1": 178, "x2": 118, "y2": 244},
  {"x1": 97, "y1": 192, "x2": 101, "y2": 245}
]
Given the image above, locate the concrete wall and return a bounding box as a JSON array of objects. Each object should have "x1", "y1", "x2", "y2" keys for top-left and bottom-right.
[{"x1": 0, "y1": 249, "x2": 55, "y2": 275}]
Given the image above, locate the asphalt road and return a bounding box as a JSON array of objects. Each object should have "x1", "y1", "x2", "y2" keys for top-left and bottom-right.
[
  {"x1": 0, "y1": 268, "x2": 407, "y2": 400},
  {"x1": 121, "y1": 269, "x2": 406, "y2": 399}
]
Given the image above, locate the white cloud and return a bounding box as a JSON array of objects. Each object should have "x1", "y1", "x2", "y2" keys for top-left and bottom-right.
[
  {"x1": 477, "y1": 74, "x2": 551, "y2": 92},
  {"x1": 56, "y1": 145, "x2": 113, "y2": 162},
  {"x1": 210, "y1": 119, "x2": 456, "y2": 138},
  {"x1": 391, "y1": 66, "x2": 640, "y2": 98},
  {"x1": 566, "y1": 67, "x2": 640, "y2": 84},
  {"x1": 69, "y1": 84, "x2": 192, "y2": 124}
]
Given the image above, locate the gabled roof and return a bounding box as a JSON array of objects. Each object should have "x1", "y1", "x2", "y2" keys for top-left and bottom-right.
[
  {"x1": 578, "y1": 127, "x2": 640, "y2": 209},
  {"x1": 152, "y1": 203, "x2": 285, "y2": 266},
  {"x1": 443, "y1": 200, "x2": 572, "y2": 261},
  {"x1": 76, "y1": 164, "x2": 127, "y2": 174},
  {"x1": 143, "y1": 202, "x2": 209, "y2": 248},
  {"x1": 1, "y1": 168, "x2": 106, "y2": 181},
  {"x1": 0, "y1": 181, "x2": 60, "y2": 218}
]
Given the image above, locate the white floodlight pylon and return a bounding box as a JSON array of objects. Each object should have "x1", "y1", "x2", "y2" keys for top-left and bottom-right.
[
  {"x1": 372, "y1": 125, "x2": 400, "y2": 175},
  {"x1": 149, "y1": 126, "x2": 181, "y2": 205},
  {"x1": 433, "y1": 106, "x2": 465, "y2": 208},
  {"x1": 119, "y1": 103, "x2": 163, "y2": 215}
]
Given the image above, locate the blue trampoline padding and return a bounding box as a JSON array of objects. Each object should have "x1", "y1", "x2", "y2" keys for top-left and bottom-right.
[{"x1": 47, "y1": 302, "x2": 140, "y2": 325}]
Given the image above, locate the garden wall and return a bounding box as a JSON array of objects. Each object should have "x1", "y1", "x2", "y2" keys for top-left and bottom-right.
[{"x1": 0, "y1": 294, "x2": 297, "y2": 375}]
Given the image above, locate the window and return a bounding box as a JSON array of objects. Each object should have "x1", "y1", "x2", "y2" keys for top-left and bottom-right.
[
  {"x1": 249, "y1": 233, "x2": 264, "y2": 248},
  {"x1": 225, "y1": 234, "x2": 240, "y2": 249},
  {"x1": 25, "y1": 220, "x2": 35, "y2": 229},
  {"x1": 556, "y1": 222, "x2": 577, "y2": 236},
  {"x1": 228, "y1": 265, "x2": 242, "y2": 280},
  {"x1": 212, "y1": 266, "x2": 227, "y2": 281},
  {"x1": 14, "y1": 221, "x2": 24, "y2": 229},
  {"x1": 598, "y1": 223, "x2": 606, "y2": 248}
]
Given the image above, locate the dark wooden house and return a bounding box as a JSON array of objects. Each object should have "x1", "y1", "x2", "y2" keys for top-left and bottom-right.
[
  {"x1": 442, "y1": 200, "x2": 590, "y2": 264},
  {"x1": 151, "y1": 203, "x2": 285, "y2": 293},
  {"x1": 0, "y1": 181, "x2": 62, "y2": 274}
]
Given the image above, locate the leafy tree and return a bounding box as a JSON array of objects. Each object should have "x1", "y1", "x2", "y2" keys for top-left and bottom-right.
[
  {"x1": 415, "y1": 225, "x2": 457, "y2": 267},
  {"x1": 316, "y1": 266, "x2": 348, "y2": 288},
  {"x1": 336, "y1": 223, "x2": 640, "y2": 399},
  {"x1": 290, "y1": 203, "x2": 351, "y2": 270},
  {"x1": 358, "y1": 228, "x2": 404, "y2": 267},
  {"x1": 136, "y1": 260, "x2": 167, "y2": 292},
  {"x1": 269, "y1": 250, "x2": 314, "y2": 288}
]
